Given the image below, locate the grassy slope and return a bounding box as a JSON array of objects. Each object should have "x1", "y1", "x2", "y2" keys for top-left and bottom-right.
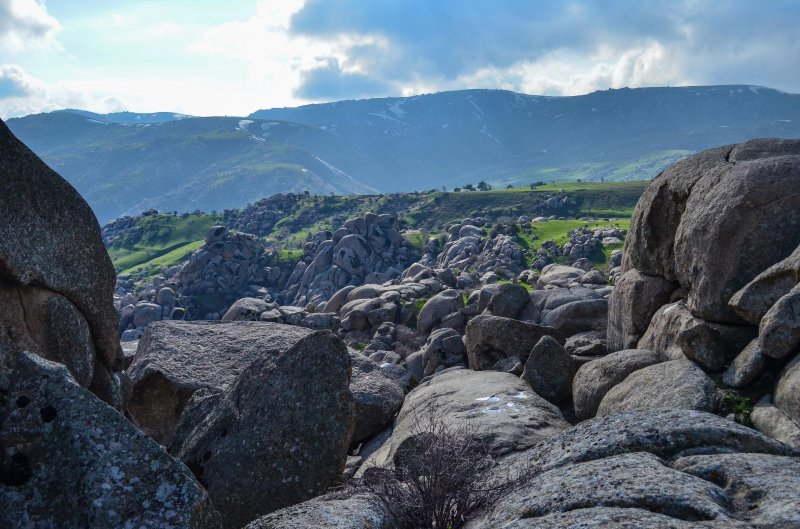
[
  {"x1": 107, "y1": 182, "x2": 645, "y2": 276},
  {"x1": 109, "y1": 213, "x2": 221, "y2": 274}
]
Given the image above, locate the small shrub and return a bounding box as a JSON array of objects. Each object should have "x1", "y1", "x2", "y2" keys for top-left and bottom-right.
[{"x1": 354, "y1": 407, "x2": 520, "y2": 528}]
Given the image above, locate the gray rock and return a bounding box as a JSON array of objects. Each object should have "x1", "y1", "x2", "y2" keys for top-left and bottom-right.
[
  {"x1": 540, "y1": 298, "x2": 608, "y2": 337},
  {"x1": 597, "y1": 360, "x2": 720, "y2": 416},
  {"x1": 774, "y1": 353, "x2": 800, "y2": 424},
  {"x1": 245, "y1": 493, "x2": 394, "y2": 529},
  {"x1": 751, "y1": 395, "x2": 800, "y2": 448},
  {"x1": 0, "y1": 119, "x2": 121, "y2": 406},
  {"x1": 475, "y1": 452, "x2": 731, "y2": 527},
  {"x1": 607, "y1": 269, "x2": 677, "y2": 352},
  {"x1": 362, "y1": 370, "x2": 569, "y2": 470},
  {"x1": 469, "y1": 507, "x2": 749, "y2": 528},
  {"x1": 730, "y1": 243, "x2": 800, "y2": 324},
  {"x1": 674, "y1": 452, "x2": 800, "y2": 527},
  {"x1": 417, "y1": 327, "x2": 466, "y2": 378},
  {"x1": 536, "y1": 264, "x2": 584, "y2": 288},
  {"x1": 134, "y1": 302, "x2": 163, "y2": 327},
  {"x1": 758, "y1": 283, "x2": 800, "y2": 359},
  {"x1": 521, "y1": 336, "x2": 576, "y2": 404},
  {"x1": 417, "y1": 289, "x2": 464, "y2": 333},
  {"x1": 572, "y1": 349, "x2": 659, "y2": 420},
  {"x1": 220, "y1": 297, "x2": 268, "y2": 322},
  {"x1": 638, "y1": 301, "x2": 755, "y2": 370},
  {"x1": 722, "y1": 338, "x2": 766, "y2": 388},
  {"x1": 485, "y1": 282, "x2": 530, "y2": 319},
  {"x1": 0, "y1": 351, "x2": 221, "y2": 529},
  {"x1": 349, "y1": 353, "x2": 405, "y2": 443},
  {"x1": 465, "y1": 314, "x2": 564, "y2": 371},
  {"x1": 171, "y1": 330, "x2": 354, "y2": 529},
  {"x1": 128, "y1": 321, "x2": 315, "y2": 445}
]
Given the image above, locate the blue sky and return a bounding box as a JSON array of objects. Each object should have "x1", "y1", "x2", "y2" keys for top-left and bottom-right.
[{"x1": 1, "y1": 0, "x2": 799, "y2": 118}]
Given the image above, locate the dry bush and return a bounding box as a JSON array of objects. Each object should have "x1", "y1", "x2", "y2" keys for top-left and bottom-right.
[{"x1": 353, "y1": 407, "x2": 519, "y2": 528}]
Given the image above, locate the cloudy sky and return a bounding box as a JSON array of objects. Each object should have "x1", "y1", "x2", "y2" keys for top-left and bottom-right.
[{"x1": 1, "y1": 0, "x2": 799, "y2": 118}]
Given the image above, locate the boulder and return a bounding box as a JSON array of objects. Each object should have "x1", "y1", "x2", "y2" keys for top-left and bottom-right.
[
  {"x1": 485, "y1": 282, "x2": 530, "y2": 319},
  {"x1": 171, "y1": 330, "x2": 354, "y2": 529},
  {"x1": 624, "y1": 139, "x2": 800, "y2": 323},
  {"x1": 362, "y1": 370, "x2": 569, "y2": 470},
  {"x1": 536, "y1": 265, "x2": 585, "y2": 288},
  {"x1": 220, "y1": 297, "x2": 268, "y2": 322},
  {"x1": 774, "y1": 353, "x2": 800, "y2": 425},
  {"x1": 128, "y1": 321, "x2": 316, "y2": 446},
  {"x1": 0, "y1": 351, "x2": 221, "y2": 529},
  {"x1": 722, "y1": 338, "x2": 766, "y2": 388},
  {"x1": 245, "y1": 493, "x2": 394, "y2": 529},
  {"x1": 349, "y1": 352, "x2": 405, "y2": 444},
  {"x1": 0, "y1": 118, "x2": 121, "y2": 405},
  {"x1": 521, "y1": 336, "x2": 576, "y2": 404},
  {"x1": 607, "y1": 269, "x2": 677, "y2": 352},
  {"x1": 417, "y1": 289, "x2": 464, "y2": 333},
  {"x1": 465, "y1": 314, "x2": 564, "y2": 371},
  {"x1": 540, "y1": 298, "x2": 608, "y2": 337},
  {"x1": 417, "y1": 327, "x2": 466, "y2": 378},
  {"x1": 596, "y1": 360, "x2": 720, "y2": 416},
  {"x1": 470, "y1": 408, "x2": 795, "y2": 529},
  {"x1": 758, "y1": 283, "x2": 800, "y2": 359},
  {"x1": 730, "y1": 243, "x2": 800, "y2": 324},
  {"x1": 638, "y1": 301, "x2": 755, "y2": 370},
  {"x1": 751, "y1": 395, "x2": 800, "y2": 448},
  {"x1": 572, "y1": 349, "x2": 659, "y2": 420}
]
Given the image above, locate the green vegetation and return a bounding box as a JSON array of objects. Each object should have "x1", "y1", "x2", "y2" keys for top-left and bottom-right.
[
  {"x1": 722, "y1": 391, "x2": 754, "y2": 427},
  {"x1": 108, "y1": 213, "x2": 221, "y2": 275}
]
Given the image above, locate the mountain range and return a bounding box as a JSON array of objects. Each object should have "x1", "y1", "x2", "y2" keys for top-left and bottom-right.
[{"x1": 7, "y1": 85, "x2": 800, "y2": 223}]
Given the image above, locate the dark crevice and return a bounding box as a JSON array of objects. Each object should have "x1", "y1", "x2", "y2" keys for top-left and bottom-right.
[{"x1": 0, "y1": 453, "x2": 33, "y2": 486}]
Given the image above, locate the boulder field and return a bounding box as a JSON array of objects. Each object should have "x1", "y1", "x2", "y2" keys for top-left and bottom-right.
[{"x1": 2, "y1": 116, "x2": 800, "y2": 529}]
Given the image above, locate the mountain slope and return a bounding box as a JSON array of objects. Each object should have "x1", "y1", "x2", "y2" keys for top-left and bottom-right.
[
  {"x1": 7, "y1": 113, "x2": 378, "y2": 222},
  {"x1": 8, "y1": 85, "x2": 800, "y2": 223},
  {"x1": 253, "y1": 85, "x2": 800, "y2": 189}
]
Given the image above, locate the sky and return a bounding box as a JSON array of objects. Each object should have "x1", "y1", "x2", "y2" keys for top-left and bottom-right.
[{"x1": 1, "y1": 0, "x2": 799, "y2": 119}]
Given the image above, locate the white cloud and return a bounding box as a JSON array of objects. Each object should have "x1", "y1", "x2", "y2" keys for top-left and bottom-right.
[
  {"x1": 0, "y1": 0, "x2": 61, "y2": 52},
  {"x1": 0, "y1": 64, "x2": 129, "y2": 119}
]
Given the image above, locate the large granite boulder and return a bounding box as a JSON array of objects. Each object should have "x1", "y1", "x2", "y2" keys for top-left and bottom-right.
[
  {"x1": 170, "y1": 330, "x2": 354, "y2": 529},
  {"x1": 596, "y1": 360, "x2": 720, "y2": 416},
  {"x1": 362, "y1": 370, "x2": 570, "y2": 470},
  {"x1": 607, "y1": 269, "x2": 677, "y2": 351},
  {"x1": 730, "y1": 243, "x2": 800, "y2": 324},
  {"x1": 521, "y1": 335, "x2": 576, "y2": 404},
  {"x1": 0, "y1": 119, "x2": 122, "y2": 406},
  {"x1": 465, "y1": 314, "x2": 564, "y2": 371},
  {"x1": 128, "y1": 321, "x2": 315, "y2": 446},
  {"x1": 0, "y1": 351, "x2": 221, "y2": 528},
  {"x1": 622, "y1": 139, "x2": 800, "y2": 324},
  {"x1": 417, "y1": 288, "x2": 464, "y2": 333}
]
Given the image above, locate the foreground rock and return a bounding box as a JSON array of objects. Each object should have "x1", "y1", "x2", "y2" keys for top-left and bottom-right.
[
  {"x1": 363, "y1": 369, "x2": 570, "y2": 470},
  {"x1": 521, "y1": 336, "x2": 575, "y2": 404},
  {"x1": 0, "y1": 118, "x2": 122, "y2": 406},
  {"x1": 128, "y1": 321, "x2": 316, "y2": 445},
  {"x1": 469, "y1": 409, "x2": 797, "y2": 528},
  {"x1": 171, "y1": 331, "x2": 354, "y2": 529},
  {"x1": 245, "y1": 493, "x2": 394, "y2": 529},
  {"x1": 0, "y1": 351, "x2": 221, "y2": 528}
]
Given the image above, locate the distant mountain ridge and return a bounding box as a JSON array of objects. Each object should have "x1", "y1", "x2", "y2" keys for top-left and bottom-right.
[{"x1": 7, "y1": 85, "x2": 800, "y2": 222}]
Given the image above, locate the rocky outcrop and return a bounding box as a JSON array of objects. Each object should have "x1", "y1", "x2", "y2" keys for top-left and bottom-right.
[
  {"x1": 245, "y1": 493, "x2": 394, "y2": 529},
  {"x1": 170, "y1": 330, "x2": 354, "y2": 529},
  {"x1": 0, "y1": 118, "x2": 123, "y2": 407},
  {"x1": 280, "y1": 214, "x2": 417, "y2": 307},
  {"x1": 0, "y1": 351, "x2": 221, "y2": 528},
  {"x1": 128, "y1": 321, "x2": 319, "y2": 446},
  {"x1": 177, "y1": 227, "x2": 274, "y2": 317},
  {"x1": 469, "y1": 409, "x2": 797, "y2": 528}
]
